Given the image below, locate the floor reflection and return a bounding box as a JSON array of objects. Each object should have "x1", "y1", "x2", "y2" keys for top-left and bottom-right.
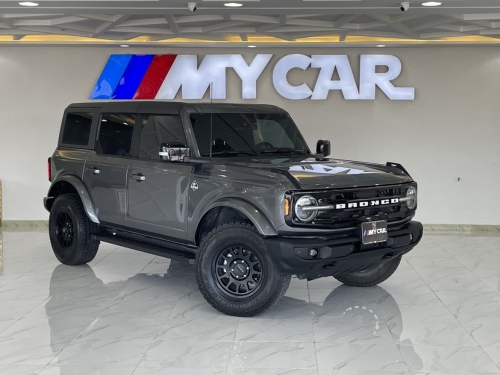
[
  {"x1": 40, "y1": 259, "x2": 424, "y2": 373},
  {"x1": 3, "y1": 229, "x2": 500, "y2": 373}
]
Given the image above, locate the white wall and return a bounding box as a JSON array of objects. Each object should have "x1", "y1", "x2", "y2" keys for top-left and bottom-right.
[{"x1": 0, "y1": 46, "x2": 499, "y2": 224}]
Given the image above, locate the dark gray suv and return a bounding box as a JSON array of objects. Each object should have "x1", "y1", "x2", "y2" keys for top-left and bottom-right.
[{"x1": 44, "y1": 101, "x2": 423, "y2": 316}]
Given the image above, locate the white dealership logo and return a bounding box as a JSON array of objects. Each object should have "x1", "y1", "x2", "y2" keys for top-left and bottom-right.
[{"x1": 157, "y1": 54, "x2": 415, "y2": 101}]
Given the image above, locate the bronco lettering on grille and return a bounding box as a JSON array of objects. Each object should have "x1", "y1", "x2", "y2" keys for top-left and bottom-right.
[{"x1": 335, "y1": 198, "x2": 399, "y2": 210}]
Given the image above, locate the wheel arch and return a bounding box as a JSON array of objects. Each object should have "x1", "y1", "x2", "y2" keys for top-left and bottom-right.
[
  {"x1": 45, "y1": 175, "x2": 100, "y2": 224},
  {"x1": 194, "y1": 199, "x2": 277, "y2": 245}
]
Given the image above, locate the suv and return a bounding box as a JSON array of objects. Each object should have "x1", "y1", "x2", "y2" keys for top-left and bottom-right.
[{"x1": 44, "y1": 101, "x2": 423, "y2": 316}]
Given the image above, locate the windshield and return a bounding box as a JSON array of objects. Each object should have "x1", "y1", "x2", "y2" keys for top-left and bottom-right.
[{"x1": 190, "y1": 112, "x2": 310, "y2": 157}]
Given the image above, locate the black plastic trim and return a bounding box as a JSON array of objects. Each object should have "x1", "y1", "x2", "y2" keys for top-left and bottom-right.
[
  {"x1": 265, "y1": 221, "x2": 423, "y2": 280},
  {"x1": 386, "y1": 162, "x2": 412, "y2": 178},
  {"x1": 94, "y1": 232, "x2": 196, "y2": 261}
]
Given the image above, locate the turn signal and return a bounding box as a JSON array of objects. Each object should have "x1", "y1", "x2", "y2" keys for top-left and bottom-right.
[
  {"x1": 47, "y1": 157, "x2": 52, "y2": 182},
  {"x1": 284, "y1": 198, "x2": 290, "y2": 216}
]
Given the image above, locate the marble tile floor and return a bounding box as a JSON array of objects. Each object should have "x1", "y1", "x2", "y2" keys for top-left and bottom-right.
[{"x1": 1, "y1": 228, "x2": 500, "y2": 375}]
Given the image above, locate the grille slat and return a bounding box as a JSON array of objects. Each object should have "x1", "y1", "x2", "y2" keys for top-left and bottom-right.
[{"x1": 292, "y1": 184, "x2": 415, "y2": 228}]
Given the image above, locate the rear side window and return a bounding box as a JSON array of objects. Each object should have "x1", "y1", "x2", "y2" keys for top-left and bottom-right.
[
  {"x1": 97, "y1": 114, "x2": 135, "y2": 157},
  {"x1": 61, "y1": 112, "x2": 93, "y2": 146}
]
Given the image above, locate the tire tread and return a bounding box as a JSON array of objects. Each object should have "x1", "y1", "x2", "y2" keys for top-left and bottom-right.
[
  {"x1": 333, "y1": 256, "x2": 402, "y2": 287},
  {"x1": 49, "y1": 193, "x2": 100, "y2": 265},
  {"x1": 196, "y1": 221, "x2": 290, "y2": 317}
]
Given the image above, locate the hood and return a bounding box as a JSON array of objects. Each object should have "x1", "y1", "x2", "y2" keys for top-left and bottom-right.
[{"x1": 229, "y1": 157, "x2": 413, "y2": 190}]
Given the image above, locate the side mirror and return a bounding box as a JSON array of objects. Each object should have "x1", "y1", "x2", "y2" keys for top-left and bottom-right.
[
  {"x1": 316, "y1": 140, "x2": 331, "y2": 158},
  {"x1": 159, "y1": 143, "x2": 190, "y2": 163}
]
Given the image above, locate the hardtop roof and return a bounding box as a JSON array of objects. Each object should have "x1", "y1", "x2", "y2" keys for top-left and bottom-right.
[{"x1": 67, "y1": 101, "x2": 286, "y2": 114}]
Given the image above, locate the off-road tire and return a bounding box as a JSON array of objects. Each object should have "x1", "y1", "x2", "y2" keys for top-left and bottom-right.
[
  {"x1": 333, "y1": 255, "x2": 402, "y2": 287},
  {"x1": 196, "y1": 222, "x2": 291, "y2": 317},
  {"x1": 49, "y1": 193, "x2": 100, "y2": 265}
]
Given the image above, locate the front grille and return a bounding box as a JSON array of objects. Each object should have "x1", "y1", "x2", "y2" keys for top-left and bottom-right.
[{"x1": 291, "y1": 184, "x2": 415, "y2": 229}]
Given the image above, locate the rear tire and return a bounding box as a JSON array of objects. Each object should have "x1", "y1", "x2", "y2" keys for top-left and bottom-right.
[
  {"x1": 49, "y1": 193, "x2": 100, "y2": 265},
  {"x1": 196, "y1": 222, "x2": 291, "y2": 317},
  {"x1": 333, "y1": 256, "x2": 402, "y2": 287}
]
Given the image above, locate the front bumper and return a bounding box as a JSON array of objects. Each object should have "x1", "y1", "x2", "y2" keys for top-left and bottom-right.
[{"x1": 264, "y1": 221, "x2": 423, "y2": 280}]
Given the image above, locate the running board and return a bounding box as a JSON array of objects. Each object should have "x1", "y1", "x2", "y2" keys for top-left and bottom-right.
[{"x1": 93, "y1": 233, "x2": 196, "y2": 261}]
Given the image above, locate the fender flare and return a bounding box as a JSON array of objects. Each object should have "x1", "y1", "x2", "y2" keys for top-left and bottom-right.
[
  {"x1": 197, "y1": 198, "x2": 278, "y2": 237},
  {"x1": 45, "y1": 175, "x2": 100, "y2": 224}
]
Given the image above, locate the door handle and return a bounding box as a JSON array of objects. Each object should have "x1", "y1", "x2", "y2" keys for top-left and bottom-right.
[
  {"x1": 85, "y1": 167, "x2": 100, "y2": 175},
  {"x1": 131, "y1": 173, "x2": 146, "y2": 182}
]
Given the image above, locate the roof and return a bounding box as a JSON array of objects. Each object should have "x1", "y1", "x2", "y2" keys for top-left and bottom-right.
[{"x1": 67, "y1": 101, "x2": 287, "y2": 114}]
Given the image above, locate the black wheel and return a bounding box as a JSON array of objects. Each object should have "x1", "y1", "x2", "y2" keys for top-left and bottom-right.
[
  {"x1": 196, "y1": 222, "x2": 291, "y2": 317},
  {"x1": 49, "y1": 193, "x2": 100, "y2": 265},
  {"x1": 333, "y1": 256, "x2": 402, "y2": 287}
]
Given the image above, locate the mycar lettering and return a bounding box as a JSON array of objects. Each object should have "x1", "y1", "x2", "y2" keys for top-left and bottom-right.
[
  {"x1": 161, "y1": 54, "x2": 414, "y2": 101},
  {"x1": 91, "y1": 53, "x2": 415, "y2": 101}
]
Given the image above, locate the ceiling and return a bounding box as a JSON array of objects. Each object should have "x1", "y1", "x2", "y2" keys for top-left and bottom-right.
[{"x1": 2, "y1": 0, "x2": 500, "y2": 46}]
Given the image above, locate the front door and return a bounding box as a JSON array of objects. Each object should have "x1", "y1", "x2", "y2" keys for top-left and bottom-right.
[
  {"x1": 127, "y1": 114, "x2": 193, "y2": 241},
  {"x1": 83, "y1": 114, "x2": 136, "y2": 227}
]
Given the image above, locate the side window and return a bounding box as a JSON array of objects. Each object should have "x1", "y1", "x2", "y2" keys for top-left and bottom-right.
[
  {"x1": 138, "y1": 115, "x2": 186, "y2": 160},
  {"x1": 61, "y1": 112, "x2": 93, "y2": 146},
  {"x1": 97, "y1": 114, "x2": 135, "y2": 157}
]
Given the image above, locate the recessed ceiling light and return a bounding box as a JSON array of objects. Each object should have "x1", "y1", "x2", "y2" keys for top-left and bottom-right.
[
  {"x1": 248, "y1": 45, "x2": 256, "y2": 48},
  {"x1": 19, "y1": 2, "x2": 39, "y2": 6},
  {"x1": 377, "y1": 44, "x2": 386, "y2": 47},
  {"x1": 120, "y1": 44, "x2": 129, "y2": 48},
  {"x1": 422, "y1": 2, "x2": 442, "y2": 6},
  {"x1": 224, "y1": 3, "x2": 243, "y2": 7}
]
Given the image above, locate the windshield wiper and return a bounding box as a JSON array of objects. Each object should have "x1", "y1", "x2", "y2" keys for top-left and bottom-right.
[
  {"x1": 203, "y1": 151, "x2": 256, "y2": 157},
  {"x1": 260, "y1": 148, "x2": 306, "y2": 155}
]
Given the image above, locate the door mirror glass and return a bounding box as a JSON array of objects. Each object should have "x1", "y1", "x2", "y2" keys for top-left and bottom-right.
[
  {"x1": 159, "y1": 143, "x2": 190, "y2": 163},
  {"x1": 316, "y1": 140, "x2": 331, "y2": 158}
]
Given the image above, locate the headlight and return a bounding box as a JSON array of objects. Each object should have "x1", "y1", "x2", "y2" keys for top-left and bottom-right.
[
  {"x1": 295, "y1": 195, "x2": 318, "y2": 222},
  {"x1": 406, "y1": 186, "x2": 417, "y2": 210}
]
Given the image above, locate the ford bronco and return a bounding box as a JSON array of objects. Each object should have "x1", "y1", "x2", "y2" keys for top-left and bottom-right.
[{"x1": 44, "y1": 101, "x2": 422, "y2": 316}]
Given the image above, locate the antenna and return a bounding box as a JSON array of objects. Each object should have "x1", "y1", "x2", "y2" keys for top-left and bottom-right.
[{"x1": 209, "y1": 81, "x2": 213, "y2": 161}]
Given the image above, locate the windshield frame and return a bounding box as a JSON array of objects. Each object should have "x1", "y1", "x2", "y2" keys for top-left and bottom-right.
[{"x1": 184, "y1": 106, "x2": 311, "y2": 159}]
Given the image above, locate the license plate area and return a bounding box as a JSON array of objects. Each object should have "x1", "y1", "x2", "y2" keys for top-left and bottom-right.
[{"x1": 361, "y1": 220, "x2": 388, "y2": 245}]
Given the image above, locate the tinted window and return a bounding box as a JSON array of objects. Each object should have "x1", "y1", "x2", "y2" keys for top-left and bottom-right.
[
  {"x1": 138, "y1": 115, "x2": 186, "y2": 160},
  {"x1": 190, "y1": 113, "x2": 308, "y2": 157},
  {"x1": 61, "y1": 112, "x2": 93, "y2": 146},
  {"x1": 97, "y1": 114, "x2": 135, "y2": 157}
]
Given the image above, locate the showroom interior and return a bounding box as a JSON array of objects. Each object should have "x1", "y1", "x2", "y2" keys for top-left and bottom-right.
[{"x1": 1, "y1": 0, "x2": 500, "y2": 374}]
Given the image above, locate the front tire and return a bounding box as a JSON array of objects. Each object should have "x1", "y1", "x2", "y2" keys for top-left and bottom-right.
[
  {"x1": 196, "y1": 222, "x2": 291, "y2": 317},
  {"x1": 333, "y1": 256, "x2": 402, "y2": 287},
  {"x1": 49, "y1": 193, "x2": 100, "y2": 265}
]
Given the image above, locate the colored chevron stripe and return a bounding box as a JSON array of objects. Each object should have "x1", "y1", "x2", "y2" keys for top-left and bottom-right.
[
  {"x1": 135, "y1": 55, "x2": 177, "y2": 99},
  {"x1": 90, "y1": 54, "x2": 133, "y2": 99},
  {"x1": 90, "y1": 54, "x2": 178, "y2": 100},
  {"x1": 112, "y1": 55, "x2": 155, "y2": 99}
]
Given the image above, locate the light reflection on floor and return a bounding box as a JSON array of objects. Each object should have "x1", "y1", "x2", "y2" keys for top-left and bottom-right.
[{"x1": 0, "y1": 228, "x2": 500, "y2": 374}]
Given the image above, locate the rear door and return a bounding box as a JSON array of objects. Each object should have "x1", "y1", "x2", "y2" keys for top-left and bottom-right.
[
  {"x1": 126, "y1": 112, "x2": 193, "y2": 241},
  {"x1": 83, "y1": 113, "x2": 136, "y2": 227}
]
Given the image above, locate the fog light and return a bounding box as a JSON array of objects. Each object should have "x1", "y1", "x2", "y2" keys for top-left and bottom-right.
[{"x1": 309, "y1": 249, "x2": 318, "y2": 258}]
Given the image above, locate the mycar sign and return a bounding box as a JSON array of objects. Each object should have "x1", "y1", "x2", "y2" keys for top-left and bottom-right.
[{"x1": 91, "y1": 54, "x2": 415, "y2": 101}]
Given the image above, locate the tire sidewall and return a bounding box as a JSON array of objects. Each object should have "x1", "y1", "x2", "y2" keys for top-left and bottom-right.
[
  {"x1": 197, "y1": 224, "x2": 281, "y2": 313},
  {"x1": 334, "y1": 255, "x2": 402, "y2": 287},
  {"x1": 49, "y1": 195, "x2": 83, "y2": 264}
]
